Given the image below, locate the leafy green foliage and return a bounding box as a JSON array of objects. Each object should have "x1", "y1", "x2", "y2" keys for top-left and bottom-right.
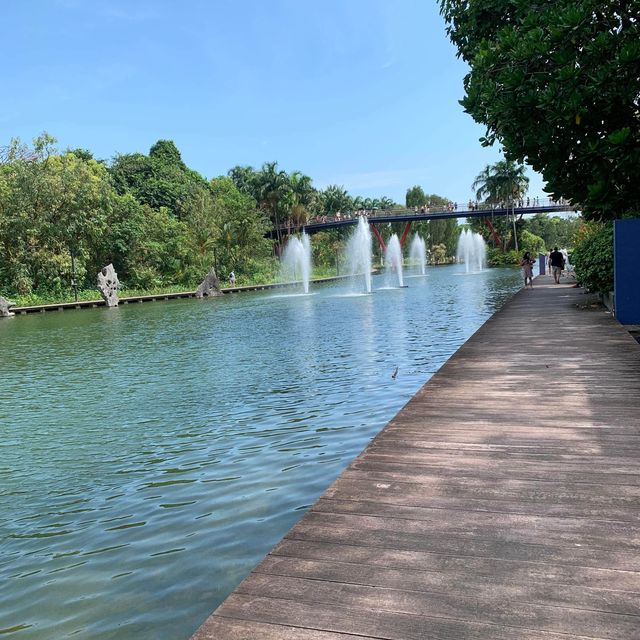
[
  {"x1": 571, "y1": 222, "x2": 614, "y2": 293},
  {"x1": 440, "y1": 0, "x2": 640, "y2": 220},
  {"x1": 0, "y1": 135, "x2": 275, "y2": 298},
  {"x1": 0, "y1": 135, "x2": 111, "y2": 294},
  {"x1": 472, "y1": 160, "x2": 529, "y2": 205},
  {"x1": 486, "y1": 248, "x2": 522, "y2": 267},
  {"x1": 110, "y1": 140, "x2": 208, "y2": 215},
  {"x1": 519, "y1": 230, "x2": 546, "y2": 256},
  {"x1": 209, "y1": 176, "x2": 272, "y2": 279},
  {"x1": 406, "y1": 186, "x2": 427, "y2": 208},
  {"x1": 525, "y1": 214, "x2": 582, "y2": 250},
  {"x1": 428, "y1": 219, "x2": 460, "y2": 258}
]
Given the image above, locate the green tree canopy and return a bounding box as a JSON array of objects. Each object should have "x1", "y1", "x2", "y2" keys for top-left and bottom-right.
[
  {"x1": 321, "y1": 185, "x2": 352, "y2": 215},
  {"x1": 472, "y1": 160, "x2": 529, "y2": 205},
  {"x1": 0, "y1": 134, "x2": 111, "y2": 294},
  {"x1": 209, "y1": 176, "x2": 272, "y2": 278},
  {"x1": 406, "y1": 186, "x2": 427, "y2": 208},
  {"x1": 440, "y1": 0, "x2": 640, "y2": 220},
  {"x1": 110, "y1": 140, "x2": 208, "y2": 215}
]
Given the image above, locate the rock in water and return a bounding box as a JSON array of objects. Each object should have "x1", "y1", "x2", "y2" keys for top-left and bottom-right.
[
  {"x1": 0, "y1": 296, "x2": 15, "y2": 317},
  {"x1": 97, "y1": 264, "x2": 119, "y2": 307},
  {"x1": 195, "y1": 268, "x2": 223, "y2": 298}
]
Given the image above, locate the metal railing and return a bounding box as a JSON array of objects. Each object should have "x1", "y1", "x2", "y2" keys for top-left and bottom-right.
[{"x1": 275, "y1": 197, "x2": 577, "y2": 232}]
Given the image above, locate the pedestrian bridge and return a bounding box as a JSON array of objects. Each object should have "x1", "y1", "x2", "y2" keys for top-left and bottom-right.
[{"x1": 267, "y1": 199, "x2": 578, "y2": 250}]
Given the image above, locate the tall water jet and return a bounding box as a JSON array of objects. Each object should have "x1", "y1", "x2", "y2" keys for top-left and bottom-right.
[
  {"x1": 409, "y1": 234, "x2": 426, "y2": 275},
  {"x1": 384, "y1": 234, "x2": 404, "y2": 287},
  {"x1": 456, "y1": 229, "x2": 487, "y2": 273},
  {"x1": 346, "y1": 216, "x2": 372, "y2": 293},
  {"x1": 282, "y1": 232, "x2": 312, "y2": 293}
]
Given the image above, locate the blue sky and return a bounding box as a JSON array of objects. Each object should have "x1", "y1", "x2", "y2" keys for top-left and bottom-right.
[{"x1": 2, "y1": 0, "x2": 545, "y2": 204}]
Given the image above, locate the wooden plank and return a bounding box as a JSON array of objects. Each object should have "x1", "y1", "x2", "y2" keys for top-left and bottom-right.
[
  {"x1": 285, "y1": 519, "x2": 640, "y2": 571},
  {"x1": 191, "y1": 617, "x2": 369, "y2": 640},
  {"x1": 252, "y1": 555, "x2": 640, "y2": 615},
  {"x1": 191, "y1": 279, "x2": 640, "y2": 639},
  {"x1": 307, "y1": 501, "x2": 640, "y2": 548},
  {"x1": 348, "y1": 459, "x2": 640, "y2": 487},
  {"x1": 234, "y1": 573, "x2": 640, "y2": 638},
  {"x1": 270, "y1": 539, "x2": 640, "y2": 592},
  {"x1": 213, "y1": 593, "x2": 600, "y2": 640}
]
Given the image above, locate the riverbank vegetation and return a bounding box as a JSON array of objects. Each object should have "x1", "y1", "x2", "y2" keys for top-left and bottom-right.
[
  {"x1": 0, "y1": 134, "x2": 404, "y2": 304},
  {"x1": 0, "y1": 133, "x2": 480, "y2": 306}
]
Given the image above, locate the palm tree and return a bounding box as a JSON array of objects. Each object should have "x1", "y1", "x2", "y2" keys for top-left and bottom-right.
[
  {"x1": 472, "y1": 160, "x2": 529, "y2": 250},
  {"x1": 228, "y1": 165, "x2": 259, "y2": 200},
  {"x1": 286, "y1": 171, "x2": 315, "y2": 228},
  {"x1": 379, "y1": 196, "x2": 396, "y2": 210},
  {"x1": 321, "y1": 185, "x2": 352, "y2": 215},
  {"x1": 257, "y1": 161, "x2": 290, "y2": 249}
]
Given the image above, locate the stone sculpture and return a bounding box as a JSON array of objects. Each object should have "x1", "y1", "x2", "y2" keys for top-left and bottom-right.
[
  {"x1": 0, "y1": 296, "x2": 15, "y2": 317},
  {"x1": 97, "y1": 264, "x2": 119, "y2": 307},
  {"x1": 195, "y1": 267, "x2": 223, "y2": 298}
]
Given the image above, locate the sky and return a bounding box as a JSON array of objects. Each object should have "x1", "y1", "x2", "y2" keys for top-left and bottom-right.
[{"x1": 2, "y1": 0, "x2": 546, "y2": 204}]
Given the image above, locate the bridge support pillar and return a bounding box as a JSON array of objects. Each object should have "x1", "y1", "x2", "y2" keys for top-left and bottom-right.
[
  {"x1": 399, "y1": 222, "x2": 412, "y2": 248},
  {"x1": 370, "y1": 224, "x2": 386, "y2": 252}
]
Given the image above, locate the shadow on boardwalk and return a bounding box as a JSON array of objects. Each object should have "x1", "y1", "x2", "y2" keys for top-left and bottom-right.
[{"x1": 193, "y1": 275, "x2": 640, "y2": 640}]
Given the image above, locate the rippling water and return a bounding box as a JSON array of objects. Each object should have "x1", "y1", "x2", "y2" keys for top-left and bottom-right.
[{"x1": 0, "y1": 266, "x2": 521, "y2": 639}]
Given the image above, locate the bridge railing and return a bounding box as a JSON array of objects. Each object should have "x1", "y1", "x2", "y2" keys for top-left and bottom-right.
[{"x1": 276, "y1": 197, "x2": 576, "y2": 231}]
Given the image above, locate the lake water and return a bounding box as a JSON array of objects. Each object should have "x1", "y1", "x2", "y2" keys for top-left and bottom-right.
[{"x1": 0, "y1": 266, "x2": 521, "y2": 639}]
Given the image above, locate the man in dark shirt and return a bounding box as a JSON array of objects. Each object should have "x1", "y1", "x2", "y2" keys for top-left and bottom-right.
[{"x1": 549, "y1": 247, "x2": 565, "y2": 284}]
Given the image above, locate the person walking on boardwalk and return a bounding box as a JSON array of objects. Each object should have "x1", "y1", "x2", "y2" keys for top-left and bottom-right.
[
  {"x1": 549, "y1": 247, "x2": 565, "y2": 284},
  {"x1": 519, "y1": 251, "x2": 535, "y2": 289},
  {"x1": 229, "y1": 271, "x2": 236, "y2": 286}
]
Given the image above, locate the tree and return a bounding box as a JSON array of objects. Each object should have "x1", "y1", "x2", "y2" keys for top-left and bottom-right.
[
  {"x1": 379, "y1": 196, "x2": 396, "y2": 210},
  {"x1": 210, "y1": 177, "x2": 272, "y2": 278},
  {"x1": 254, "y1": 161, "x2": 291, "y2": 247},
  {"x1": 110, "y1": 140, "x2": 208, "y2": 216},
  {"x1": 440, "y1": 0, "x2": 640, "y2": 220},
  {"x1": 406, "y1": 186, "x2": 427, "y2": 208},
  {"x1": 284, "y1": 171, "x2": 315, "y2": 227},
  {"x1": 525, "y1": 213, "x2": 582, "y2": 250},
  {"x1": 519, "y1": 230, "x2": 546, "y2": 256},
  {"x1": 228, "y1": 165, "x2": 260, "y2": 199},
  {"x1": 321, "y1": 185, "x2": 352, "y2": 215},
  {"x1": 0, "y1": 135, "x2": 111, "y2": 295},
  {"x1": 571, "y1": 222, "x2": 614, "y2": 293},
  {"x1": 472, "y1": 159, "x2": 529, "y2": 250},
  {"x1": 428, "y1": 219, "x2": 459, "y2": 258},
  {"x1": 472, "y1": 160, "x2": 529, "y2": 206},
  {"x1": 181, "y1": 183, "x2": 221, "y2": 279}
]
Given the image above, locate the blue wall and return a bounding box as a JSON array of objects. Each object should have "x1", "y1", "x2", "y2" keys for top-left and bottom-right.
[{"x1": 614, "y1": 219, "x2": 640, "y2": 324}]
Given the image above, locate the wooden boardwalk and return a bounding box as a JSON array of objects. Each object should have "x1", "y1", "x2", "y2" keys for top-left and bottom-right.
[{"x1": 193, "y1": 276, "x2": 640, "y2": 640}]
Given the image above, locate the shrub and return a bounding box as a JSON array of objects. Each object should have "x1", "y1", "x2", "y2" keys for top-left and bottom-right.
[
  {"x1": 571, "y1": 223, "x2": 614, "y2": 294},
  {"x1": 487, "y1": 248, "x2": 521, "y2": 267},
  {"x1": 519, "y1": 230, "x2": 546, "y2": 255}
]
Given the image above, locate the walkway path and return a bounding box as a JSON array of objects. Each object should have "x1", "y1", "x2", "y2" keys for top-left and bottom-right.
[{"x1": 193, "y1": 276, "x2": 640, "y2": 640}]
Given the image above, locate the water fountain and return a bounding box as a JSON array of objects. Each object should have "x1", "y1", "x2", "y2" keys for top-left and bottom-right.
[
  {"x1": 409, "y1": 234, "x2": 426, "y2": 275},
  {"x1": 346, "y1": 216, "x2": 372, "y2": 293},
  {"x1": 384, "y1": 234, "x2": 405, "y2": 287},
  {"x1": 456, "y1": 229, "x2": 487, "y2": 273},
  {"x1": 282, "y1": 232, "x2": 312, "y2": 293}
]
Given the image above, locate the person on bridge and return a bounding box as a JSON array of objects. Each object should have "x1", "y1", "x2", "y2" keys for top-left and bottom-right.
[
  {"x1": 519, "y1": 252, "x2": 536, "y2": 289},
  {"x1": 549, "y1": 247, "x2": 565, "y2": 284}
]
